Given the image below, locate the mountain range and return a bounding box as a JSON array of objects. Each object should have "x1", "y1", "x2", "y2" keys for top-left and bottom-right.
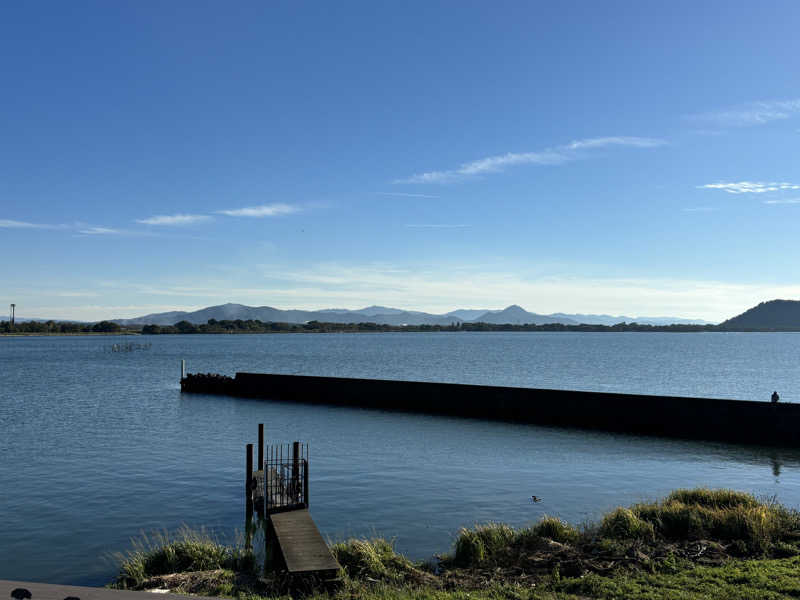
[{"x1": 112, "y1": 303, "x2": 715, "y2": 327}]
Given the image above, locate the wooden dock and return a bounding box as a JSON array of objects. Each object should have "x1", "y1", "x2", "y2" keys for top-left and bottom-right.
[
  {"x1": 246, "y1": 431, "x2": 340, "y2": 577},
  {"x1": 269, "y1": 509, "x2": 341, "y2": 575}
]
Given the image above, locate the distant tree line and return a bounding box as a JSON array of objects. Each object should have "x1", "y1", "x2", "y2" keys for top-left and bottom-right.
[
  {"x1": 0, "y1": 320, "x2": 124, "y2": 334},
  {"x1": 139, "y1": 318, "x2": 722, "y2": 334},
  {"x1": 3, "y1": 318, "x2": 784, "y2": 336}
]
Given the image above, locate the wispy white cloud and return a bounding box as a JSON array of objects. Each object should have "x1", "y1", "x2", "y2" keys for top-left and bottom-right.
[
  {"x1": 687, "y1": 99, "x2": 800, "y2": 128},
  {"x1": 764, "y1": 198, "x2": 800, "y2": 205},
  {"x1": 56, "y1": 291, "x2": 99, "y2": 298},
  {"x1": 376, "y1": 192, "x2": 441, "y2": 198},
  {"x1": 217, "y1": 203, "x2": 299, "y2": 217},
  {"x1": 136, "y1": 214, "x2": 212, "y2": 226},
  {"x1": 560, "y1": 136, "x2": 665, "y2": 151},
  {"x1": 405, "y1": 223, "x2": 471, "y2": 228},
  {"x1": 687, "y1": 129, "x2": 726, "y2": 137},
  {"x1": 395, "y1": 136, "x2": 666, "y2": 184},
  {"x1": 698, "y1": 181, "x2": 800, "y2": 194},
  {"x1": 78, "y1": 227, "x2": 122, "y2": 235},
  {"x1": 0, "y1": 219, "x2": 67, "y2": 229}
]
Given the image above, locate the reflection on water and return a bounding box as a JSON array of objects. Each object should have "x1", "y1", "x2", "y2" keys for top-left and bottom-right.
[
  {"x1": 770, "y1": 454, "x2": 783, "y2": 479},
  {"x1": 2, "y1": 332, "x2": 800, "y2": 586}
]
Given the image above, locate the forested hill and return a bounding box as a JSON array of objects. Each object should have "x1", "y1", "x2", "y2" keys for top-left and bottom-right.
[{"x1": 719, "y1": 300, "x2": 800, "y2": 330}]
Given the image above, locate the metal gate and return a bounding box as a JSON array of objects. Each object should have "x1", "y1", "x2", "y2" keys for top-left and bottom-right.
[{"x1": 264, "y1": 442, "x2": 308, "y2": 513}]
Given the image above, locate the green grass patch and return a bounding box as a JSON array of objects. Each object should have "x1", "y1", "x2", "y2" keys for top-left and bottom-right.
[
  {"x1": 665, "y1": 488, "x2": 760, "y2": 509},
  {"x1": 111, "y1": 525, "x2": 255, "y2": 589},
  {"x1": 530, "y1": 516, "x2": 580, "y2": 545},
  {"x1": 555, "y1": 555, "x2": 800, "y2": 599},
  {"x1": 629, "y1": 488, "x2": 800, "y2": 553},
  {"x1": 331, "y1": 538, "x2": 418, "y2": 582},
  {"x1": 599, "y1": 507, "x2": 655, "y2": 541},
  {"x1": 453, "y1": 523, "x2": 516, "y2": 567}
]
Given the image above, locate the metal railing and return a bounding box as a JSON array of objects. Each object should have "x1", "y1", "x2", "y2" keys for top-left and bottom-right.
[{"x1": 264, "y1": 442, "x2": 309, "y2": 513}]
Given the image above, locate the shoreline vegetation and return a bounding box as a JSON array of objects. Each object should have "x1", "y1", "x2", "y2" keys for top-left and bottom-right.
[
  {"x1": 111, "y1": 488, "x2": 800, "y2": 600},
  {"x1": 3, "y1": 319, "x2": 800, "y2": 336}
]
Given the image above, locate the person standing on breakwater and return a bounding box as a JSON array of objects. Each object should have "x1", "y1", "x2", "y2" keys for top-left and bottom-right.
[{"x1": 772, "y1": 391, "x2": 780, "y2": 403}]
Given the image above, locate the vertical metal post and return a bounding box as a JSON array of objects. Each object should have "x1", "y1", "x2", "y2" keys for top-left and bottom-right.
[
  {"x1": 303, "y1": 458, "x2": 309, "y2": 508},
  {"x1": 258, "y1": 424, "x2": 264, "y2": 470},
  {"x1": 245, "y1": 443, "x2": 253, "y2": 519},
  {"x1": 292, "y1": 442, "x2": 302, "y2": 502},
  {"x1": 292, "y1": 441, "x2": 300, "y2": 502},
  {"x1": 181, "y1": 359, "x2": 186, "y2": 380}
]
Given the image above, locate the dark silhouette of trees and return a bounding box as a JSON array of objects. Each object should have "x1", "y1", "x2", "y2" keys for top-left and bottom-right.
[{"x1": 92, "y1": 320, "x2": 122, "y2": 333}]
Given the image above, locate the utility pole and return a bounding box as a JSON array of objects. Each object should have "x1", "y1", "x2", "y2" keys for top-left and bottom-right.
[{"x1": 9, "y1": 304, "x2": 15, "y2": 328}]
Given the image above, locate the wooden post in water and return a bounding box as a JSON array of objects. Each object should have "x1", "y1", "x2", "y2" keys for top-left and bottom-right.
[
  {"x1": 181, "y1": 359, "x2": 186, "y2": 380},
  {"x1": 258, "y1": 424, "x2": 264, "y2": 470},
  {"x1": 292, "y1": 441, "x2": 300, "y2": 501},
  {"x1": 303, "y1": 455, "x2": 309, "y2": 508},
  {"x1": 245, "y1": 443, "x2": 254, "y2": 520}
]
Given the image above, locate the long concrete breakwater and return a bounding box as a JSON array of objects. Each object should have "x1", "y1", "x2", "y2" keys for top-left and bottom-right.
[{"x1": 181, "y1": 372, "x2": 800, "y2": 446}]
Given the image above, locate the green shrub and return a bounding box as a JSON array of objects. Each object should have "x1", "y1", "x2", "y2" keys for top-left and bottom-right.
[
  {"x1": 666, "y1": 488, "x2": 759, "y2": 509},
  {"x1": 453, "y1": 529, "x2": 485, "y2": 567},
  {"x1": 331, "y1": 538, "x2": 414, "y2": 581},
  {"x1": 599, "y1": 508, "x2": 655, "y2": 540},
  {"x1": 532, "y1": 516, "x2": 580, "y2": 545},
  {"x1": 629, "y1": 488, "x2": 800, "y2": 555},
  {"x1": 453, "y1": 523, "x2": 515, "y2": 567},
  {"x1": 112, "y1": 526, "x2": 254, "y2": 589},
  {"x1": 637, "y1": 502, "x2": 706, "y2": 539}
]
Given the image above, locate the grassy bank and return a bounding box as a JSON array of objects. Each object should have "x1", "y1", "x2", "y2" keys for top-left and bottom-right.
[{"x1": 111, "y1": 488, "x2": 800, "y2": 599}]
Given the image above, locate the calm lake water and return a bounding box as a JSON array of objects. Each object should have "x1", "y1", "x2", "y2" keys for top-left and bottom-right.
[{"x1": 2, "y1": 332, "x2": 800, "y2": 585}]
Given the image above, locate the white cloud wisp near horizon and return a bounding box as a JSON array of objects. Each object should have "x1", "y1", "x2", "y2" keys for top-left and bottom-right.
[
  {"x1": 0, "y1": 219, "x2": 68, "y2": 230},
  {"x1": 136, "y1": 214, "x2": 213, "y2": 226},
  {"x1": 687, "y1": 99, "x2": 800, "y2": 128},
  {"x1": 394, "y1": 136, "x2": 666, "y2": 184},
  {"x1": 78, "y1": 227, "x2": 123, "y2": 235},
  {"x1": 217, "y1": 203, "x2": 300, "y2": 217},
  {"x1": 698, "y1": 181, "x2": 800, "y2": 194}
]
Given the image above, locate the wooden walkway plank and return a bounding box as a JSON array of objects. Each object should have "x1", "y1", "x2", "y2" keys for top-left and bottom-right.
[{"x1": 269, "y1": 509, "x2": 340, "y2": 574}]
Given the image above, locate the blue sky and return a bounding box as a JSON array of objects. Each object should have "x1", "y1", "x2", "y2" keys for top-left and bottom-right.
[{"x1": 2, "y1": 1, "x2": 799, "y2": 322}]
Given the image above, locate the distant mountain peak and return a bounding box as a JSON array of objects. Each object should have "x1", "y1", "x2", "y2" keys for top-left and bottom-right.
[
  {"x1": 501, "y1": 304, "x2": 526, "y2": 312},
  {"x1": 720, "y1": 299, "x2": 800, "y2": 330},
  {"x1": 468, "y1": 305, "x2": 578, "y2": 325},
  {"x1": 357, "y1": 305, "x2": 408, "y2": 315}
]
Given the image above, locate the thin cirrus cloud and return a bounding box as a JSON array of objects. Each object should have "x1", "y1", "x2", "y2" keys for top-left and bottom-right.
[
  {"x1": 217, "y1": 203, "x2": 299, "y2": 217},
  {"x1": 394, "y1": 136, "x2": 666, "y2": 184},
  {"x1": 405, "y1": 223, "x2": 471, "y2": 228},
  {"x1": 376, "y1": 192, "x2": 441, "y2": 199},
  {"x1": 0, "y1": 219, "x2": 67, "y2": 229},
  {"x1": 686, "y1": 99, "x2": 800, "y2": 128},
  {"x1": 78, "y1": 227, "x2": 122, "y2": 235},
  {"x1": 136, "y1": 214, "x2": 213, "y2": 225},
  {"x1": 698, "y1": 181, "x2": 800, "y2": 194},
  {"x1": 763, "y1": 198, "x2": 800, "y2": 205}
]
